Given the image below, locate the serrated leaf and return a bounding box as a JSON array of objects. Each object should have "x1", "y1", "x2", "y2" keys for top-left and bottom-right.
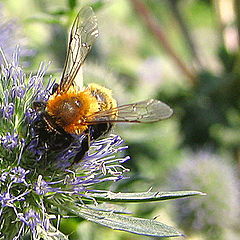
[
  {"x1": 61, "y1": 204, "x2": 182, "y2": 237},
  {"x1": 87, "y1": 190, "x2": 205, "y2": 203}
]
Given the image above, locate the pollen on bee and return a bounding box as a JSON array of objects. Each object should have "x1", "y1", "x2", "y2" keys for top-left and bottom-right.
[{"x1": 86, "y1": 83, "x2": 117, "y2": 111}]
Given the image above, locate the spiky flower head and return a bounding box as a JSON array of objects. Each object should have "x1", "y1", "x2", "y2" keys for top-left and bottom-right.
[
  {"x1": 0, "y1": 47, "x2": 130, "y2": 239},
  {"x1": 169, "y1": 151, "x2": 240, "y2": 240},
  {"x1": 0, "y1": 45, "x2": 205, "y2": 240},
  {"x1": 0, "y1": 6, "x2": 204, "y2": 234}
]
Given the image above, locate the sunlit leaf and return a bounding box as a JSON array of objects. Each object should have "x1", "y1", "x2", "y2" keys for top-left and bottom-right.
[
  {"x1": 87, "y1": 190, "x2": 205, "y2": 203},
  {"x1": 62, "y1": 204, "x2": 183, "y2": 237}
]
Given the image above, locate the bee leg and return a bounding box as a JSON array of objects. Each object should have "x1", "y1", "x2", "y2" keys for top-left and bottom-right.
[
  {"x1": 72, "y1": 134, "x2": 90, "y2": 164},
  {"x1": 87, "y1": 131, "x2": 91, "y2": 148}
]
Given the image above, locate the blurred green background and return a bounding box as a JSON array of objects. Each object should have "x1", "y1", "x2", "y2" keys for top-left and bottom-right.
[{"x1": 1, "y1": 0, "x2": 240, "y2": 239}]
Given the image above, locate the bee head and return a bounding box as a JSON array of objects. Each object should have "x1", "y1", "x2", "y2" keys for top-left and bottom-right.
[{"x1": 32, "y1": 101, "x2": 47, "y2": 112}]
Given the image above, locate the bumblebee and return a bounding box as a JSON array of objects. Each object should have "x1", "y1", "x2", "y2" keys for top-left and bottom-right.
[{"x1": 31, "y1": 7, "x2": 173, "y2": 164}]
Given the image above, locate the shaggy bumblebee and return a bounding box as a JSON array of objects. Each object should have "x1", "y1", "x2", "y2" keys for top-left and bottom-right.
[{"x1": 31, "y1": 7, "x2": 173, "y2": 164}]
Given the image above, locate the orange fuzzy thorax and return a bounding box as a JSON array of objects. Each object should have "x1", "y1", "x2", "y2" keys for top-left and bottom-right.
[{"x1": 46, "y1": 86, "x2": 99, "y2": 134}]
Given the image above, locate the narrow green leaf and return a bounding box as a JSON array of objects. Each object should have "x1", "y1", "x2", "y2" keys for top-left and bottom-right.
[
  {"x1": 87, "y1": 190, "x2": 205, "y2": 203},
  {"x1": 63, "y1": 205, "x2": 183, "y2": 237},
  {"x1": 86, "y1": 203, "x2": 131, "y2": 214}
]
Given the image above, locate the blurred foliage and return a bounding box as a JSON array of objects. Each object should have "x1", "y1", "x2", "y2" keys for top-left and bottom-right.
[{"x1": 1, "y1": 0, "x2": 240, "y2": 239}]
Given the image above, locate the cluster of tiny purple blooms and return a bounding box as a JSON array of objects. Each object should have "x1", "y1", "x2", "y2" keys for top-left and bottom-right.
[{"x1": 0, "y1": 47, "x2": 130, "y2": 239}]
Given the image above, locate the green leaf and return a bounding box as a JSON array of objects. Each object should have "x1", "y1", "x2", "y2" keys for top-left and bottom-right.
[
  {"x1": 87, "y1": 190, "x2": 205, "y2": 203},
  {"x1": 86, "y1": 203, "x2": 132, "y2": 214},
  {"x1": 63, "y1": 205, "x2": 183, "y2": 237},
  {"x1": 38, "y1": 224, "x2": 69, "y2": 240}
]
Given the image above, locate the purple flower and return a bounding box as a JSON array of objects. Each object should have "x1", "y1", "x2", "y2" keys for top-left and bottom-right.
[
  {"x1": 10, "y1": 167, "x2": 29, "y2": 184},
  {"x1": 25, "y1": 107, "x2": 36, "y2": 124},
  {"x1": 34, "y1": 179, "x2": 49, "y2": 195},
  {"x1": 11, "y1": 85, "x2": 25, "y2": 98},
  {"x1": 0, "y1": 35, "x2": 131, "y2": 240},
  {"x1": 2, "y1": 103, "x2": 14, "y2": 119},
  {"x1": 18, "y1": 210, "x2": 42, "y2": 231},
  {"x1": 0, "y1": 171, "x2": 9, "y2": 182},
  {"x1": 169, "y1": 151, "x2": 240, "y2": 237},
  {"x1": 0, "y1": 190, "x2": 27, "y2": 207},
  {"x1": 1, "y1": 132, "x2": 19, "y2": 149},
  {"x1": 28, "y1": 62, "x2": 52, "y2": 101},
  {"x1": 0, "y1": 192, "x2": 13, "y2": 207},
  {"x1": 27, "y1": 134, "x2": 130, "y2": 197},
  {"x1": 80, "y1": 135, "x2": 130, "y2": 178},
  {"x1": 34, "y1": 175, "x2": 60, "y2": 195}
]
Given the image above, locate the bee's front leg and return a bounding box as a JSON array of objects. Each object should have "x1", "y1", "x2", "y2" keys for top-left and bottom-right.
[{"x1": 72, "y1": 131, "x2": 91, "y2": 164}]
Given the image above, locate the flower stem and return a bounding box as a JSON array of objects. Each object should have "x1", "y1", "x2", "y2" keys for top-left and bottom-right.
[{"x1": 129, "y1": 0, "x2": 197, "y2": 85}]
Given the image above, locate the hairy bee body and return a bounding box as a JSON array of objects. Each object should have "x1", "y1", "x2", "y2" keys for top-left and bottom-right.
[
  {"x1": 32, "y1": 101, "x2": 73, "y2": 151},
  {"x1": 30, "y1": 7, "x2": 173, "y2": 165},
  {"x1": 32, "y1": 84, "x2": 115, "y2": 163},
  {"x1": 46, "y1": 83, "x2": 117, "y2": 135}
]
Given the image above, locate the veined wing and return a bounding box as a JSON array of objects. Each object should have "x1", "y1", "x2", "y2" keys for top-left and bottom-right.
[
  {"x1": 59, "y1": 7, "x2": 99, "y2": 93},
  {"x1": 84, "y1": 99, "x2": 173, "y2": 124}
]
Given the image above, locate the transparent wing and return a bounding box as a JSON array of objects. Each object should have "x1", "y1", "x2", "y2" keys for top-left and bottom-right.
[
  {"x1": 84, "y1": 99, "x2": 173, "y2": 124},
  {"x1": 59, "y1": 7, "x2": 99, "y2": 93}
]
